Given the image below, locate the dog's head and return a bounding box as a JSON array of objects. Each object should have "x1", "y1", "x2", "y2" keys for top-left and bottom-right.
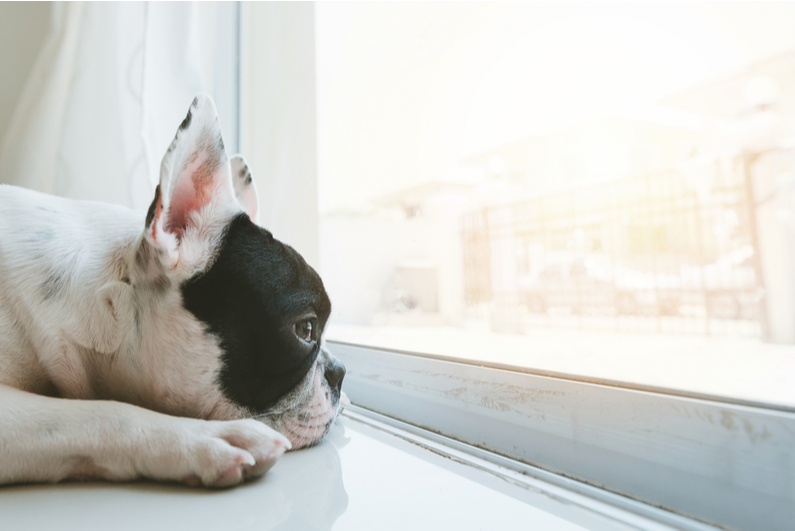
[{"x1": 139, "y1": 94, "x2": 344, "y2": 449}]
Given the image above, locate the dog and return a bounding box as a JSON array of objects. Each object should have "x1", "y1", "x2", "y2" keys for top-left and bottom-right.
[{"x1": 0, "y1": 94, "x2": 346, "y2": 488}]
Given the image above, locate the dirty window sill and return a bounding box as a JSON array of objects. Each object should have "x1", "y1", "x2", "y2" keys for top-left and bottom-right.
[{"x1": 327, "y1": 323, "x2": 795, "y2": 410}]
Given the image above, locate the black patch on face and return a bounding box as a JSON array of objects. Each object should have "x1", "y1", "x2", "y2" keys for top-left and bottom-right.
[{"x1": 181, "y1": 214, "x2": 332, "y2": 412}]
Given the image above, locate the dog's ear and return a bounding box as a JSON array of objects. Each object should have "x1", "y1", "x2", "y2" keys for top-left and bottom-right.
[
  {"x1": 230, "y1": 155, "x2": 259, "y2": 225},
  {"x1": 144, "y1": 94, "x2": 241, "y2": 273}
]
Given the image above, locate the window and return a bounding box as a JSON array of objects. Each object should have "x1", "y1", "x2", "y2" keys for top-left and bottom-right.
[
  {"x1": 245, "y1": 3, "x2": 795, "y2": 529},
  {"x1": 313, "y1": 3, "x2": 795, "y2": 395}
]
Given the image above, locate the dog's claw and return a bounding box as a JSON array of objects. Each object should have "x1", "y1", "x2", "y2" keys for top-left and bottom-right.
[{"x1": 216, "y1": 464, "x2": 245, "y2": 488}]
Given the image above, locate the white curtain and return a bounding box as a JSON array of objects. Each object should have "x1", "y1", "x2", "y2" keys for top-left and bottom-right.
[{"x1": 0, "y1": 2, "x2": 230, "y2": 210}]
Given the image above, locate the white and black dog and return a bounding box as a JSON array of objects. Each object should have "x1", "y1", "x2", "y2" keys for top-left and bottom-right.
[{"x1": 0, "y1": 94, "x2": 346, "y2": 488}]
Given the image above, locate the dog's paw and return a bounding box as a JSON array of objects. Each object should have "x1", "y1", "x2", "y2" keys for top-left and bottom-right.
[{"x1": 174, "y1": 419, "x2": 291, "y2": 488}]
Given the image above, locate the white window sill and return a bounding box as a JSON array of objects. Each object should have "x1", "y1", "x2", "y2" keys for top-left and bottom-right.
[{"x1": 0, "y1": 411, "x2": 711, "y2": 531}]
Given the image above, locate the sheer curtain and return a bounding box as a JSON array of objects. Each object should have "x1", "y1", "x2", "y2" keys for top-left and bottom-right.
[{"x1": 0, "y1": 1, "x2": 237, "y2": 210}]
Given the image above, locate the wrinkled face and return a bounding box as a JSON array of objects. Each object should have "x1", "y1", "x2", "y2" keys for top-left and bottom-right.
[{"x1": 181, "y1": 214, "x2": 345, "y2": 449}]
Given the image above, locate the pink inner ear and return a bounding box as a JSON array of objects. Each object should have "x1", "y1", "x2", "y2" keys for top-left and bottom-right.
[
  {"x1": 240, "y1": 190, "x2": 258, "y2": 223},
  {"x1": 165, "y1": 155, "x2": 218, "y2": 238}
]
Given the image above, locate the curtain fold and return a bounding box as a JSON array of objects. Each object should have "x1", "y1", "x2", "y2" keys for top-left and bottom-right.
[{"x1": 0, "y1": 1, "x2": 213, "y2": 210}]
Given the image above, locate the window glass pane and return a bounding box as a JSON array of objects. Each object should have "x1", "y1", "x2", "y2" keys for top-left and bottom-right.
[{"x1": 316, "y1": 2, "x2": 795, "y2": 405}]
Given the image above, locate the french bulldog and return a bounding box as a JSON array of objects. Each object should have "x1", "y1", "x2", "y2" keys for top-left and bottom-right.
[{"x1": 0, "y1": 94, "x2": 346, "y2": 488}]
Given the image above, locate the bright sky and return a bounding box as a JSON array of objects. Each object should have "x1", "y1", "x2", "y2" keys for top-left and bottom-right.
[{"x1": 315, "y1": 2, "x2": 795, "y2": 213}]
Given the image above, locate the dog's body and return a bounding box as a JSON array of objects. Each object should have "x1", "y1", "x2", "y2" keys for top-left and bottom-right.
[{"x1": 0, "y1": 95, "x2": 345, "y2": 487}]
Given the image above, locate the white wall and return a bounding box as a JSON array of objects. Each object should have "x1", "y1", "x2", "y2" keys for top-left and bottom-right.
[{"x1": 241, "y1": 3, "x2": 320, "y2": 270}]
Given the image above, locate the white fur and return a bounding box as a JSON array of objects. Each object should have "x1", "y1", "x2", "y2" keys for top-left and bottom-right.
[{"x1": 0, "y1": 94, "x2": 341, "y2": 487}]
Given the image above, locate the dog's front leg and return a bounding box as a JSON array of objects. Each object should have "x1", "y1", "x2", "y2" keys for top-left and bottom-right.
[{"x1": 0, "y1": 385, "x2": 290, "y2": 487}]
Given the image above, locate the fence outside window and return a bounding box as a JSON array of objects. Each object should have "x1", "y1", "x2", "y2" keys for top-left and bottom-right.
[{"x1": 462, "y1": 158, "x2": 766, "y2": 338}]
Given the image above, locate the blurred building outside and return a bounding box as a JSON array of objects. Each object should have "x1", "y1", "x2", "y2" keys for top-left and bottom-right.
[{"x1": 321, "y1": 50, "x2": 795, "y2": 344}]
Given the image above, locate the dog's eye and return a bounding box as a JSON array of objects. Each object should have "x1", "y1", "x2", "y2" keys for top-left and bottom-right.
[{"x1": 294, "y1": 319, "x2": 315, "y2": 343}]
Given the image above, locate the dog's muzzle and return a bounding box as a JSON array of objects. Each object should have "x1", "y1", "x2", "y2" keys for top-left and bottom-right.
[{"x1": 324, "y1": 353, "x2": 346, "y2": 399}]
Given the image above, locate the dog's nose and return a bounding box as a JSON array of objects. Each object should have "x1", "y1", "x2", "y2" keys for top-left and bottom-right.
[{"x1": 325, "y1": 356, "x2": 346, "y2": 392}]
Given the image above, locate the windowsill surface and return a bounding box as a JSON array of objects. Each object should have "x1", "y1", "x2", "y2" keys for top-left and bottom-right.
[
  {"x1": 0, "y1": 414, "x2": 663, "y2": 531},
  {"x1": 327, "y1": 323, "x2": 795, "y2": 410}
]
